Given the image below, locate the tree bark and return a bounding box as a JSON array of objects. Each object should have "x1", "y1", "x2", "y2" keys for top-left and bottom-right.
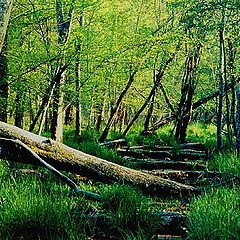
[
  {"x1": 216, "y1": 6, "x2": 226, "y2": 151},
  {"x1": 236, "y1": 85, "x2": 240, "y2": 155},
  {"x1": 147, "y1": 77, "x2": 240, "y2": 134},
  {"x1": 0, "y1": 38, "x2": 8, "y2": 122},
  {"x1": 0, "y1": 0, "x2": 12, "y2": 52},
  {"x1": 0, "y1": 121, "x2": 195, "y2": 196},
  {"x1": 51, "y1": 0, "x2": 74, "y2": 141},
  {"x1": 175, "y1": 46, "x2": 201, "y2": 143},
  {"x1": 99, "y1": 68, "x2": 136, "y2": 142},
  {"x1": 123, "y1": 54, "x2": 175, "y2": 136}
]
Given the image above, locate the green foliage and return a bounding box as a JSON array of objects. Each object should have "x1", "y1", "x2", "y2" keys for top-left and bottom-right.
[
  {"x1": 186, "y1": 123, "x2": 217, "y2": 150},
  {"x1": 187, "y1": 188, "x2": 240, "y2": 240}
]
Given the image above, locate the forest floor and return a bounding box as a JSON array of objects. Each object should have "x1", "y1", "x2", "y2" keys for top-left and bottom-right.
[{"x1": 0, "y1": 124, "x2": 240, "y2": 240}]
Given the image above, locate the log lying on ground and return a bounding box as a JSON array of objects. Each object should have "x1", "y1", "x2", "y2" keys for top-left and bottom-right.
[
  {"x1": 0, "y1": 138, "x2": 103, "y2": 201},
  {"x1": 127, "y1": 159, "x2": 206, "y2": 171},
  {"x1": 123, "y1": 142, "x2": 207, "y2": 151},
  {"x1": 87, "y1": 211, "x2": 187, "y2": 236},
  {"x1": 143, "y1": 170, "x2": 240, "y2": 185},
  {"x1": 99, "y1": 139, "x2": 128, "y2": 149},
  {"x1": 118, "y1": 148, "x2": 207, "y2": 160},
  {"x1": 0, "y1": 121, "x2": 195, "y2": 196}
]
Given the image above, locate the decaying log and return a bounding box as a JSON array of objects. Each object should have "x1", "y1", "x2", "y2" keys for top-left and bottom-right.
[
  {"x1": 143, "y1": 170, "x2": 240, "y2": 186},
  {"x1": 118, "y1": 148, "x2": 207, "y2": 160},
  {"x1": 99, "y1": 139, "x2": 128, "y2": 149},
  {"x1": 0, "y1": 121, "x2": 195, "y2": 196},
  {"x1": 87, "y1": 211, "x2": 187, "y2": 236},
  {"x1": 0, "y1": 137, "x2": 103, "y2": 201},
  {"x1": 123, "y1": 142, "x2": 206, "y2": 151},
  {"x1": 127, "y1": 159, "x2": 206, "y2": 171}
]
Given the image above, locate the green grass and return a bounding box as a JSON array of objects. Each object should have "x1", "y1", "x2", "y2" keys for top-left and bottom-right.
[
  {"x1": 0, "y1": 162, "x2": 94, "y2": 240},
  {"x1": 208, "y1": 151, "x2": 240, "y2": 176},
  {"x1": 101, "y1": 184, "x2": 160, "y2": 239},
  {"x1": 0, "y1": 161, "x2": 164, "y2": 239},
  {"x1": 187, "y1": 187, "x2": 240, "y2": 240}
]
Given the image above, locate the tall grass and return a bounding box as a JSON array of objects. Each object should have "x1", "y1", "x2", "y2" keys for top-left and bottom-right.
[
  {"x1": 187, "y1": 188, "x2": 240, "y2": 240},
  {"x1": 0, "y1": 162, "x2": 96, "y2": 240},
  {"x1": 208, "y1": 151, "x2": 240, "y2": 176}
]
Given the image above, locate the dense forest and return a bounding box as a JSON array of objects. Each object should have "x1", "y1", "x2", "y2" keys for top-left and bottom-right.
[{"x1": 0, "y1": 0, "x2": 240, "y2": 239}]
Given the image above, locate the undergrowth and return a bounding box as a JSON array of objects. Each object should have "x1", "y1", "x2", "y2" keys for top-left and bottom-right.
[{"x1": 187, "y1": 187, "x2": 240, "y2": 240}]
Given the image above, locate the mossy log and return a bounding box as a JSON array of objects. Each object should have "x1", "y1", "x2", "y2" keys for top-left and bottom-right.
[
  {"x1": 0, "y1": 121, "x2": 195, "y2": 196},
  {"x1": 144, "y1": 170, "x2": 240, "y2": 186},
  {"x1": 88, "y1": 211, "x2": 187, "y2": 236},
  {"x1": 118, "y1": 149, "x2": 207, "y2": 161},
  {"x1": 123, "y1": 142, "x2": 207, "y2": 151},
  {"x1": 127, "y1": 159, "x2": 206, "y2": 171}
]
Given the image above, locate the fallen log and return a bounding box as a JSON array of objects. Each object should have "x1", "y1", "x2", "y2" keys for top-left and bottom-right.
[
  {"x1": 0, "y1": 121, "x2": 194, "y2": 196},
  {"x1": 143, "y1": 170, "x2": 240, "y2": 186},
  {"x1": 99, "y1": 139, "x2": 128, "y2": 149},
  {"x1": 118, "y1": 149, "x2": 207, "y2": 160},
  {"x1": 123, "y1": 142, "x2": 207, "y2": 151},
  {"x1": 126, "y1": 159, "x2": 206, "y2": 171},
  {"x1": 0, "y1": 137, "x2": 103, "y2": 201},
  {"x1": 87, "y1": 211, "x2": 187, "y2": 236}
]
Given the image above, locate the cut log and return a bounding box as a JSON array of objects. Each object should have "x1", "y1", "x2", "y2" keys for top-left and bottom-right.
[
  {"x1": 118, "y1": 149, "x2": 207, "y2": 160},
  {"x1": 126, "y1": 159, "x2": 206, "y2": 171},
  {"x1": 0, "y1": 121, "x2": 195, "y2": 196}
]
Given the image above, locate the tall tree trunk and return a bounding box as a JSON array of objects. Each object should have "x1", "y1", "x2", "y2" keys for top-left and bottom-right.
[
  {"x1": 228, "y1": 39, "x2": 237, "y2": 139},
  {"x1": 175, "y1": 46, "x2": 200, "y2": 143},
  {"x1": 75, "y1": 14, "x2": 84, "y2": 137},
  {"x1": 0, "y1": 0, "x2": 12, "y2": 52},
  {"x1": 236, "y1": 85, "x2": 240, "y2": 155},
  {"x1": 14, "y1": 90, "x2": 24, "y2": 128},
  {"x1": 51, "y1": 0, "x2": 74, "y2": 141},
  {"x1": 0, "y1": 39, "x2": 8, "y2": 122},
  {"x1": 99, "y1": 68, "x2": 136, "y2": 142},
  {"x1": 216, "y1": 8, "x2": 226, "y2": 151},
  {"x1": 0, "y1": 0, "x2": 12, "y2": 122},
  {"x1": 123, "y1": 54, "x2": 175, "y2": 137}
]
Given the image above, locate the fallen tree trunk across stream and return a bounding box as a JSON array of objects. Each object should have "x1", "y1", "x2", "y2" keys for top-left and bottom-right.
[{"x1": 0, "y1": 121, "x2": 195, "y2": 196}]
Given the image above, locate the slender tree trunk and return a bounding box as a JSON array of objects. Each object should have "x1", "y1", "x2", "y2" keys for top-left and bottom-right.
[
  {"x1": 123, "y1": 54, "x2": 175, "y2": 137},
  {"x1": 0, "y1": 0, "x2": 12, "y2": 52},
  {"x1": 51, "y1": 0, "x2": 74, "y2": 141},
  {"x1": 175, "y1": 46, "x2": 200, "y2": 143},
  {"x1": 236, "y1": 85, "x2": 240, "y2": 155},
  {"x1": 217, "y1": 9, "x2": 226, "y2": 151},
  {"x1": 228, "y1": 39, "x2": 237, "y2": 139},
  {"x1": 0, "y1": 39, "x2": 8, "y2": 122},
  {"x1": 75, "y1": 60, "x2": 82, "y2": 136},
  {"x1": 75, "y1": 14, "x2": 84, "y2": 137},
  {"x1": 14, "y1": 90, "x2": 24, "y2": 128},
  {"x1": 99, "y1": 69, "x2": 136, "y2": 142},
  {"x1": 51, "y1": 72, "x2": 65, "y2": 141},
  {"x1": 0, "y1": 0, "x2": 12, "y2": 122}
]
